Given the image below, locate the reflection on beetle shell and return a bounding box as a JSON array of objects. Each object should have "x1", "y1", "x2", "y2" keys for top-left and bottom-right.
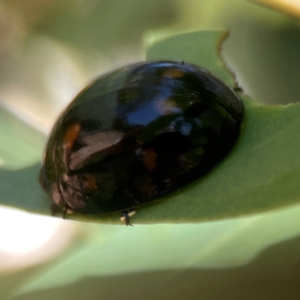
[{"x1": 39, "y1": 61, "x2": 244, "y2": 222}]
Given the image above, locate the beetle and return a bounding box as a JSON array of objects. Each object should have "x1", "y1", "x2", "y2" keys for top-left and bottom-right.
[{"x1": 39, "y1": 61, "x2": 244, "y2": 225}]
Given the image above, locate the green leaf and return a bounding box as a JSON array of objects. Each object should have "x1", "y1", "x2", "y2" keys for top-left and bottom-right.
[
  {"x1": 0, "y1": 108, "x2": 45, "y2": 169},
  {"x1": 9, "y1": 206, "x2": 300, "y2": 299},
  {"x1": 1, "y1": 30, "x2": 300, "y2": 225},
  {"x1": 146, "y1": 30, "x2": 236, "y2": 87}
]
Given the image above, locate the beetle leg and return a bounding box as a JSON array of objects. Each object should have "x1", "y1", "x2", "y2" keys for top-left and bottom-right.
[
  {"x1": 121, "y1": 210, "x2": 132, "y2": 226},
  {"x1": 61, "y1": 205, "x2": 76, "y2": 219},
  {"x1": 233, "y1": 86, "x2": 243, "y2": 93},
  {"x1": 51, "y1": 203, "x2": 72, "y2": 219},
  {"x1": 120, "y1": 210, "x2": 136, "y2": 226},
  {"x1": 62, "y1": 205, "x2": 68, "y2": 219}
]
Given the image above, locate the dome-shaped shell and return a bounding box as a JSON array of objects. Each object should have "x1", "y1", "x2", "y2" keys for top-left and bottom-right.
[{"x1": 40, "y1": 61, "x2": 244, "y2": 218}]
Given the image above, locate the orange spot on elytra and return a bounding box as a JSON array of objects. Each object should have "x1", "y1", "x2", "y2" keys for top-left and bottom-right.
[
  {"x1": 84, "y1": 174, "x2": 98, "y2": 191},
  {"x1": 142, "y1": 148, "x2": 158, "y2": 172},
  {"x1": 63, "y1": 123, "x2": 81, "y2": 151},
  {"x1": 162, "y1": 68, "x2": 185, "y2": 79}
]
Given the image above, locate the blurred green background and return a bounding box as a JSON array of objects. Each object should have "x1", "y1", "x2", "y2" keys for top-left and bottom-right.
[
  {"x1": 0, "y1": 0, "x2": 300, "y2": 139},
  {"x1": 1, "y1": 0, "x2": 300, "y2": 299}
]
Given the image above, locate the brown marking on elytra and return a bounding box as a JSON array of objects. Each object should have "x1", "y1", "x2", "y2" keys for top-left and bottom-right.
[
  {"x1": 63, "y1": 123, "x2": 81, "y2": 151},
  {"x1": 162, "y1": 68, "x2": 185, "y2": 79},
  {"x1": 142, "y1": 148, "x2": 158, "y2": 172},
  {"x1": 84, "y1": 173, "x2": 98, "y2": 191},
  {"x1": 155, "y1": 97, "x2": 179, "y2": 115}
]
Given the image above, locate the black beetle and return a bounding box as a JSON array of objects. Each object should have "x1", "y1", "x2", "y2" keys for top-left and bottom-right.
[{"x1": 39, "y1": 61, "x2": 244, "y2": 225}]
